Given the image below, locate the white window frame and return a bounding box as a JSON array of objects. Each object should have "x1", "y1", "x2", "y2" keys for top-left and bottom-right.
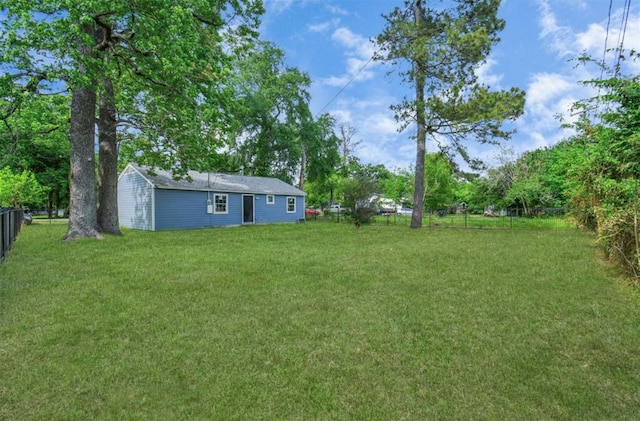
[
  {"x1": 266, "y1": 194, "x2": 275, "y2": 204},
  {"x1": 214, "y1": 193, "x2": 228, "y2": 214},
  {"x1": 286, "y1": 196, "x2": 296, "y2": 213}
]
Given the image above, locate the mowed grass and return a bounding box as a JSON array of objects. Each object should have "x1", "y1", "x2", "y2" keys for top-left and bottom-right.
[
  {"x1": 1, "y1": 223, "x2": 639, "y2": 420},
  {"x1": 426, "y1": 214, "x2": 573, "y2": 230},
  {"x1": 312, "y1": 212, "x2": 573, "y2": 230}
]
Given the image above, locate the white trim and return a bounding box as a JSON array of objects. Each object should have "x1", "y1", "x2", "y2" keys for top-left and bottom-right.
[
  {"x1": 119, "y1": 163, "x2": 155, "y2": 188},
  {"x1": 214, "y1": 193, "x2": 229, "y2": 214},
  {"x1": 242, "y1": 194, "x2": 255, "y2": 224},
  {"x1": 266, "y1": 194, "x2": 275, "y2": 204},
  {"x1": 151, "y1": 186, "x2": 156, "y2": 231},
  {"x1": 286, "y1": 196, "x2": 296, "y2": 213}
]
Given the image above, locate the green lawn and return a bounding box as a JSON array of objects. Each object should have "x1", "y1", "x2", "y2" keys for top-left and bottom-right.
[
  {"x1": 425, "y1": 213, "x2": 573, "y2": 229},
  {"x1": 1, "y1": 223, "x2": 639, "y2": 420},
  {"x1": 311, "y1": 212, "x2": 573, "y2": 230}
]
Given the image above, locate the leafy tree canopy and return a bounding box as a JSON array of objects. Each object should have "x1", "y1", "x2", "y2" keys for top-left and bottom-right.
[
  {"x1": 0, "y1": 167, "x2": 48, "y2": 208},
  {"x1": 375, "y1": 0, "x2": 525, "y2": 227}
]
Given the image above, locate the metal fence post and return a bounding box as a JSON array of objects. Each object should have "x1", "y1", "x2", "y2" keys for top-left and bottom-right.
[{"x1": 1, "y1": 208, "x2": 24, "y2": 263}]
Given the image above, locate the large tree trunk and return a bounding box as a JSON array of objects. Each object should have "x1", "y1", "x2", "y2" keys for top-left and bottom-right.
[
  {"x1": 63, "y1": 25, "x2": 102, "y2": 241},
  {"x1": 64, "y1": 84, "x2": 101, "y2": 240},
  {"x1": 411, "y1": 0, "x2": 426, "y2": 229},
  {"x1": 411, "y1": 120, "x2": 426, "y2": 228},
  {"x1": 97, "y1": 77, "x2": 122, "y2": 235}
]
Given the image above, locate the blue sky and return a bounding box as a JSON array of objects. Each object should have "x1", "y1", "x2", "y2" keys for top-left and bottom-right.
[{"x1": 258, "y1": 0, "x2": 640, "y2": 172}]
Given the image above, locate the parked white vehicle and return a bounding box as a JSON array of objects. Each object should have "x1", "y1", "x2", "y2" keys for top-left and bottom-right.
[
  {"x1": 377, "y1": 197, "x2": 398, "y2": 213},
  {"x1": 397, "y1": 207, "x2": 413, "y2": 216},
  {"x1": 328, "y1": 204, "x2": 342, "y2": 213}
]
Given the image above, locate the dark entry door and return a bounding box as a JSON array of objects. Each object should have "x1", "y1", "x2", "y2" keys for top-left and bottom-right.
[{"x1": 242, "y1": 195, "x2": 254, "y2": 224}]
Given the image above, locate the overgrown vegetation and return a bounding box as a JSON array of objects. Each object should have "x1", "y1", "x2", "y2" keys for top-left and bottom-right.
[
  {"x1": 564, "y1": 55, "x2": 640, "y2": 284},
  {"x1": 2, "y1": 223, "x2": 639, "y2": 419}
]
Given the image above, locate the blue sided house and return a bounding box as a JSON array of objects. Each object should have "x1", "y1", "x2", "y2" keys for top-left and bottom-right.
[{"x1": 117, "y1": 163, "x2": 306, "y2": 231}]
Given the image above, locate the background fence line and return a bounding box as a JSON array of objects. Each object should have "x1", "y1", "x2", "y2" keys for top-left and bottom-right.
[
  {"x1": 1, "y1": 208, "x2": 25, "y2": 263},
  {"x1": 307, "y1": 208, "x2": 573, "y2": 230},
  {"x1": 423, "y1": 207, "x2": 571, "y2": 230}
]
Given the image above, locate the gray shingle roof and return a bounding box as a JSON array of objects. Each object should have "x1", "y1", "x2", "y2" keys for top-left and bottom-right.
[{"x1": 130, "y1": 164, "x2": 305, "y2": 196}]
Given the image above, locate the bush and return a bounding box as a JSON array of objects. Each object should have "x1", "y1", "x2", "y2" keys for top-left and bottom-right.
[
  {"x1": 596, "y1": 207, "x2": 640, "y2": 286},
  {"x1": 341, "y1": 175, "x2": 379, "y2": 226}
]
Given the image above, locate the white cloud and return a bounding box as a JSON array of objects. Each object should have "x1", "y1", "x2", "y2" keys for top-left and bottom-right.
[
  {"x1": 331, "y1": 97, "x2": 398, "y2": 135},
  {"x1": 307, "y1": 18, "x2": 340, "y2": 33},
  {"x1": 509, "y1": 68, "x2": 594, "y2": 158},
  {"x1": 346, "y1": 58, "x2": 376, "y2": 81},
  {"x1": 619, "y1": 14, "x2": 640, "y2": 51},
  {"x1": 527, "y1": 72, "x2": 573, "y2": 109},
  {"x1": 331, "y1": 27, "x2": 376, "y2": 58},
  {"x1": 263, "y1": 0, "x2": 296, "y2": 15},
  {"x1": 322, "y1": 75, "x2": 349, "y2": 87},
  {"x1": 537, "y1": 0, "x2": 561, "y2": 38},
  {"x1": 536, "y1": 0, "x2": 575, "y2": 57},
  {"x1": 528, "y1": 131, "x2": 551, "y2": 149},
  {"x1": 575, "y1": 12, "x2": 640, "y2": 74},
  {"x1": 525, "y1": 0, "x2": 627, "y2": 148},
  {"x1": 539, "y1": 0, "x2": 640, "y2": 74},
  {"x1": 575, "y1": 22, "x2": 607, "y2": 53},
  {"x1": 319, "y1": 27, "x2": 379, "y2": 87},
  {"x1": 330, "y1": 108, "x2": 352, "y2": 123},
  {"x1": 523, "y1": 72, "x2": 578, "y2": 135},
  {"x1": 325, "y1": 4, "x2": 348, "y2": 16},
  {"x1": 362, "y1": 113, "x2": 398, "y2": 136},
  {"x1": 520, "y1": 2, "x2": 640, "y2": 157},
  {"x1": 323, "y1": 91, "x2": 411, "y2": 168},
  {"x1": 476, "y1": 58, "x2": 503, "y2": 88}
]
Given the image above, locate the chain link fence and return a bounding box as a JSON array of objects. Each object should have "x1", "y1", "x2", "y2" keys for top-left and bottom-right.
[{"x1": 307, "y1": 207, "x2": 574, "y2": 230}]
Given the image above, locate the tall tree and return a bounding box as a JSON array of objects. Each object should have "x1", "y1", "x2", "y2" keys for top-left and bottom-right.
[
  {"x1": 92, "y1": 1, "x2": 262, "y2": 234},
  {"x1": 0, "y1": 92, "x2": 70, "y2": 215},
  {"x1": 376, "y1": 0, "x2": 525, "y2": 227},
  {"x1": 97, "y1": 77, "x2": 119, "y2": 234},
  {"x1": 0, "y1": 167, "x2": 47, "y2": 208},
  {"x1": 1, "y1": 0, "x2": 264, "y2": 239},
  {"x1": 424, "y1": 153, "x2": 456, "y2": 210},
  {"x1": 299, "y1": 113, "x2": 341, "y2": 190},
  {"x1": 225, "y1": 41, "x2": 335, "y2": 185},
  {"x1": 65, "y1": 23, "x2": 102, "y2": 240},
  {"x1": 337, "y1": 123, "x2": 361, "y2": 169},
  {"x1": 383, "y1": 167, "x2": 414, "y2": 207}
]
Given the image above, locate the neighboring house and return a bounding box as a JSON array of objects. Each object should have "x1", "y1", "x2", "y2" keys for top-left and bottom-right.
[{"x1": 117, "y1": 163, "x2": 306, "y2": 231}]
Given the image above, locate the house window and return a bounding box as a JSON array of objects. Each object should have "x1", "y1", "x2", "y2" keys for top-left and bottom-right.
[
  {"x1": 286, "y1": 197, "x2": 296, "y2": 213},
  {"x1": 214, "y1": 194, "x2": 228, "y2": 214},
  {"x1": 266, "y1": 194, "x2": 275, "y2": 204}
]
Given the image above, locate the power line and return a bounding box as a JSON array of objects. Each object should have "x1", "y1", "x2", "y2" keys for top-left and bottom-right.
[
  {"x1": 600, "y1": 0, "x2": 613, "y2": 81},
  {"x1": 314, "y1": 55, "x2": 375, "y2": 118},
  {"x1": 614, "y1": 0, "x2": 632, "y2": 76}
]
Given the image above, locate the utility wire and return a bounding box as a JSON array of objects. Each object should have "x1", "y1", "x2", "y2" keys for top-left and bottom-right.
[
  {"x1": 614, "y1": 0, "x2": 632, "y2": 76},
  {"x1": 314, "y1": 55, "x2": 375, "y2": 118},
  {"x1": 600, "y1": 0, "x2": 613, "y2": 81}
]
